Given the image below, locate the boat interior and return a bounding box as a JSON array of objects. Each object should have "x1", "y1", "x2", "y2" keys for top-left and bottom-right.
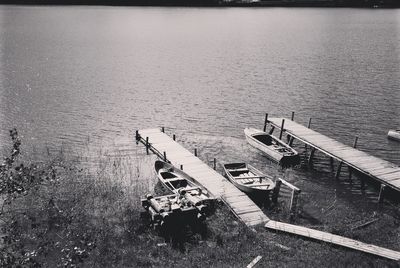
[{"x1": 253, "y1": 134, "x2": 295, "y2": 154}]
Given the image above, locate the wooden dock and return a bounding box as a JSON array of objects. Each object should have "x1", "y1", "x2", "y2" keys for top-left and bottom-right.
[
  {"x1": 265, "y1": 220, "x2": 400, "y2": 261},
  {"x1": 136, "y1": 128, "x2": 269, "y2": 227},
  {"x1": 267, "y1": 117, "x2": 400, "y2": 195},
  {"x1": 137, "y1": 127, "x2": 400, "y2": 261}
]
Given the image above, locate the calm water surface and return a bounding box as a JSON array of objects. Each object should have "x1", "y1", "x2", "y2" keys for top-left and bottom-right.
[{"x1": 1, "y1": 6, "x2": 399, "y2": 162}]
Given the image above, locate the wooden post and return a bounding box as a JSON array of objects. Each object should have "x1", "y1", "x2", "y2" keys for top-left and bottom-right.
[
  {"x1": 378, "y1": 184, "x2": 386, "y2": 203},
  {"x1": 272, "y1": 179, "x2": 282, "y2": 204},
  {"x1": 263, "y1": 113, "x2": 268, "y2": 132},
  {"x1": 307, "y1": 118, "x2": 312, "y2": 128},
  {"x1": 348, "y1": 137, "x2": 358, "y2": 180},
  {"x1": 194, "y1": 148, "x2": 197, "y2": 157},
  {"x1": 360, "y1": 178, "x2": 365, "y2": 190},
  {"x1": 279, "y1": 119, "x2": 285, "y2": 140},
  {"x1": 330, "y1": 157, "x2": 334, "y2": 173},
  {"x1": 289, "y1": 189, "x2": 300, "y2": 221},
  {"x1": 173, "y1": 134, "x2": 176, "y2": 141},
  {"x1": 213, "y1": 158, "x2": 217, "y2": 170},
  {"x1": 163, "y1": 151, "x2": 167, "y2": 161},
  {"x1": 161, "y1": 127, "x2": 165, "y2": 133},
  {"x1": 146, "y1": 137, "x2": 149, "y2": 155},
  {"x1": 269, "y1": 126, "x2": 275, "y2": 135},
  {"x1": 289, "y1": 136, "x2": 295, "y2": 146},
  {"x1": 180, "y1": 164, "x2": 183, "y2": 170},
  {"x1": 291, "y1": 111, "x2": 295, "y2": 121},
  {"x1": 335, "y1": 161, "x2": 343, "y2": 179},
  {"x1": 353, "y1": 136, "x2": 358, "y2": 148},
  {"x1": 305, "y1": 118, "x2": 312, "y2": 150},
  {"x1": 308, "y1": 148, "x2": 316, "y2": 166},
  {"x1": 135, "y1": 130, "x2": 139, "y2": 144}
]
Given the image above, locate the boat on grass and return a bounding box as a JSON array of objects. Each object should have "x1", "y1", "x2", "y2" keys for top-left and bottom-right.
[
  {"x1": 244, "y1": 127, "x2": 300, "y2": 166},
  {"x1": 155, "y1": 160, "x2": 214, "y2": 211},
  {"x1": 223, "y1": 162, "x2": 275, "y2": 195},
  {"x1": 388, "y1": 129, "x2": 400, "y2": 141},
  {"x1": 141, "y1": 193, "x2": 202, "y2": 227}
]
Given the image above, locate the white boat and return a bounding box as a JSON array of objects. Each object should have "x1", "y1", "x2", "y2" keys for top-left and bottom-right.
[
  {"x1": 223, "y1": 162, "x2": 275, "y2": 195},
  {"x1": 244, "y1": 127, "x2": 300, "y2": 166},
  {"x1": 388, "y1": 129, "x2": 400, "y2": 141},
  {"x1": 154, "y1": 160, "x2": 214, "y2": 208}
]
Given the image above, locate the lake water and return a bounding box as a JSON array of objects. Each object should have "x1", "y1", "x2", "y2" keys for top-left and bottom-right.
[
  {"x1": 1, "y1": 6, "x2": 400, "y2": 162},
  {"x1": 1, "y1": 5, "x2": 400, "y2": 231}
]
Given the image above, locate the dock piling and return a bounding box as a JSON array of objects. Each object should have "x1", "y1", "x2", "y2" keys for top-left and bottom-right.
[
  {"x1": 272, "y1": 179, "x2": 282, "y2": 204},
  {"x1": 163, "y1": 151, "x2": 167, "y2": 162},
  {"x1": 269, "y1": 126, "x2": 275, "y2": 135},
  {"x1": 263, "y1": 113, "x2": 269, "y2": 132},
  {"x1": 161, "y1": 127, "x2": 165, "y2": 133},
  {"x1": 291, "y1": 111, "x2": 295, "y2": 121},
  {"x1": 213, "y1": 158, "x2": 217, "y2": 170},
  {"x1": 146, "y1": 137, "x2": 149, "y2": 155},
  {"x1": 335, "y1": 161, "x2": 343, "y2": 179},
  {"x1": 279, "y1": 119, "x2": 285, "y2": 140},
  {"x1": 194, "y1": 148, "x2": 198, "y2": 157},
  {"x1": 180, "y1": 164, "x2": 183, "y2": 170},
  {"x1": 173, "y1": 134, "x2": 176, "y2": 141},
  {"x1": 290, "y1": 189, "x2": 300, "y2": 221},
  {"x1": 135, "y1": 130, "x2": 139, "y2": 144},
  {"x1": 378, "y1": 184, "x2": 386, "y2": 203},
  {"x1": 307, "y1": 118, "x2": 312, "y2": 129},
  {"x1": 308, "y1": 148, "x2": 316, "y2": 166},
  {"x1": 349, "y1": 136, "x2": 359, "y2": 180}
]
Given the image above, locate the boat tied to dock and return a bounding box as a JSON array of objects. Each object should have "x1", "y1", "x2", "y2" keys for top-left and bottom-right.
[
  {"x1": 223, "y1": 162, "x2": 275, "y2": 196},
  {"x1": 244, "y1": 127, "x2": 300, "y2": 166}
]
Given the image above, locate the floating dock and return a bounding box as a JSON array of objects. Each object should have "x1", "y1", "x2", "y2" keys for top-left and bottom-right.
[
  {"x1": 267, "y1": 117, "x2": 400, "y2": 196},
  {"x1": 136, "y1": 128, "x2": 269, "y2": 227}
]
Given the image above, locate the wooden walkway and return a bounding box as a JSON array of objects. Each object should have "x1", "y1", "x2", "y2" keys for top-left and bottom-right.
[
  {"x1": 268, "y1": 118, "x2": 400, "y2": 193},
  {"x1": 265, "y1": 220, "x2": 400, "y2": 261},
  {"x1": 136, "y1": 128, "x2": 269, "y2": 227}
]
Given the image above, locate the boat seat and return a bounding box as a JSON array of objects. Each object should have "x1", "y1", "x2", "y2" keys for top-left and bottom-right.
[
  {"x1": 242, "y1": 179, "x2": 255, "y2": 184},
  {"x1": 227, "y1": 168, "x2": 249, "y2": 172}
]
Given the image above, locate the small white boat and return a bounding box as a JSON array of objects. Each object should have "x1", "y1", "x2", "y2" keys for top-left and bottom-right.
[
  {"x1": 223, "y1": 163, "x2": 275, "y2": 195},
  {"x1": 388, "y1": 129, "x2": 400, "y2": 141},
  {"x1": 244, "y1": 127, "x2": 300, "y2": 166}
]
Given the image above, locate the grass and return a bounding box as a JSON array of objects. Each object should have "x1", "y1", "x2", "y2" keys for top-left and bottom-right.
[{"x1": 1, "y1": 130, "x2": 399, "y2": 267}]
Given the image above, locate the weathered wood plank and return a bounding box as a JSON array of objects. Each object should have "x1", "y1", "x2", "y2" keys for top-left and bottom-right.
[{"x1": 265, "y1": 220, "x2": 400, "y2": 261}]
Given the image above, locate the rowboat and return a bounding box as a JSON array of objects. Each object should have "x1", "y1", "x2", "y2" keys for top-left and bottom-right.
[
  {"x1": 244, "y1": 127, "x2": 300, "y2": 166},
  {"x1": 141, "y1": 193, "x2": 202, "y2": 227},
  {"x1": 388, "y1": 130, "x2": 400, "y2": 141},
  {"x1": 154, "y1": 160, "x2": 214, "y2": 208},
  {"x1": 223, "y1": 162, "x2": 275, "y2": 195}
]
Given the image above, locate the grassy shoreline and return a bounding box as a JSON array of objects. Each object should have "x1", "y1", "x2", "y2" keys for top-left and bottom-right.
[{"x1": 1, "y1": 130, "x2": 399, "y2": 267}]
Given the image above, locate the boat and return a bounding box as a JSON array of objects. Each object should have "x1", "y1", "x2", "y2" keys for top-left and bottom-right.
[
  {"x1": 154, "y1": 160, "x2": 214, "y2": 209},
  {"x1": 141, "y1": 193, "x2": 202, "y2": 227},
  {"x1": 388, "y1": 129, "x2": 400, "y2": 141},
  {"x1": 244, "y1": 127, "x2": 300, "y2": 166},
  {"x1": 223, "y1": 163, "x2": 275, "y2": 195}
]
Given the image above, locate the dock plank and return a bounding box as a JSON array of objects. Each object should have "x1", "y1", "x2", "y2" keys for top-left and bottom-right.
[{"x1": 265, "y1": 221, "x2": 400, "y2": 261}]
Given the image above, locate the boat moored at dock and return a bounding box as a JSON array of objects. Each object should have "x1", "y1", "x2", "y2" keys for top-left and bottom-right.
[
  {"x1": 223, "y1": 162, "x2": 275, "y2": 196},
  {"x1": 244, "y1": 127, "x2": 300, "y2": 166}
]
